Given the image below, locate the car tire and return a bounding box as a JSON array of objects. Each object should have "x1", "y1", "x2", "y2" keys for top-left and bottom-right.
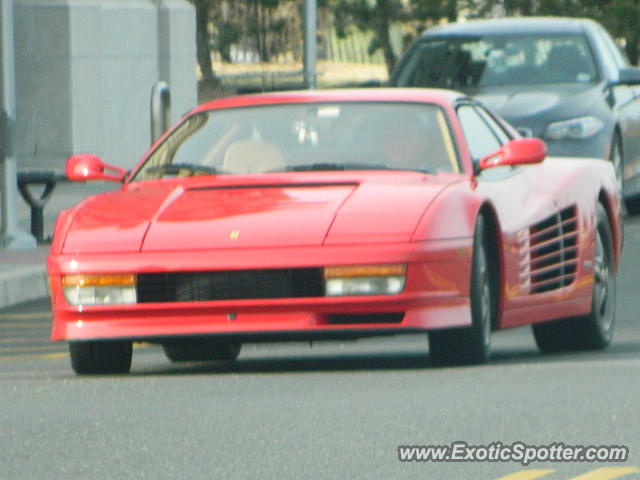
[
  {"x1": 623, "y1": 196, "x2": 640, "y2": 216},
  {"x1": 611, "y1": 133, "x2": 640, "y2": 215},
  {"x1": 429, "y1": 214, "x2": 494, "y2": 365},
  {"x1": 533, "y1": 203, "x2": 615, "y2": 352},
  {"x1": 610, "y1": 133, "x2": 623, "y2": 200},
  {"x1": 69, "y1": 340, "x2": 133, "y2": 375},
  {"x1": 162, "y1": 340, "x2": 241, "y2": 363}
]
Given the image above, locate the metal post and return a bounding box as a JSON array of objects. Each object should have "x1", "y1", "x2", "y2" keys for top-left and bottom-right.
[
  {"x1": 0, "y1": 0, "x2": 36, "y2": 249},
  {"x1": 303, "y1": 0, "x2": 317, "y2": 89},
  {"x1": 150, "y1": 81, "x2": 171, "y2": 145}
]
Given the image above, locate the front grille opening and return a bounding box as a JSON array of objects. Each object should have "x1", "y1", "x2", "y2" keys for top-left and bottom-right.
[
  {"x1": 326, "y1": 313, "x2": 404, "y2": 325},
  {"x1": 137, "y1": 268, "x2": 324, "y2": 303}
]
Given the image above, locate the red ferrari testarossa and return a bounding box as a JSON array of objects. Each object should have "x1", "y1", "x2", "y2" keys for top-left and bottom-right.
[{"x1": 47, "y1": 88, "x2": 622, "y2": 374}]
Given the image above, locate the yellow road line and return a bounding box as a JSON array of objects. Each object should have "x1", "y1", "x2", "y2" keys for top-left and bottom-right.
[
  {"x1": 0, "y1": 351, "x2": 67, "y2": 362},
  {"x1": 0, "y1": 312, "x2": 51, "y2": 321},
  {"x1": 569, "y1": 467, "x2": 640, "y2": 480},
  {"x1": 496, "y1": 469, "x2": 556, "y2": 480},
  {"x1": 40, "y1": 352, "x2": 68, "y2": 359}
]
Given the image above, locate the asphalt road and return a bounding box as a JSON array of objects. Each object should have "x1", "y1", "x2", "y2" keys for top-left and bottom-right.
[{"x1": 2, "y1": 220, "x2": 640, "y2": 480}]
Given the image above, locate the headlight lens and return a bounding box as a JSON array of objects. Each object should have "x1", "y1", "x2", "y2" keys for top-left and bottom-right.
[
  {"x1": 62, "y1": 274, "x2": 137, "y2": 306},
  {"x1": 543, "y1": 116, "x2": 604, "y2": 141},
  {"x1": 324, "y1": 264, "x2": 406, "y2": 296}
]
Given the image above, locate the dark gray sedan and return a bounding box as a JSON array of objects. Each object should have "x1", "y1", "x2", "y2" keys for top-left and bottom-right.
[{"x1": 391, "y1": 17, "x2": 640, "y2": 213}]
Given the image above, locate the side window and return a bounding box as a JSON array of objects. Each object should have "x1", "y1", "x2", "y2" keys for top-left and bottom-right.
[
  {"x1": 457, "y1": 105, "x2": 503, "y2": 160},
  {"x1": 596, "y1": 26, "x2": 628, "y2": 67},
  {"x1": 476, "y1": 106, "x2": 511, "y2": 144},
  {"x1": 589, "y1": 27, "x2": 623, "y2": 80}
]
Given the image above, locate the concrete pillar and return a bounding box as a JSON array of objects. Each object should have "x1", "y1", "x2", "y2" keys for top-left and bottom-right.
[
  {"x1": 13, "y1": 0, "x2": 196, "y2": 170},
  {"x1": 1, "y1": 0, "x2": 36, "y2": 248}
]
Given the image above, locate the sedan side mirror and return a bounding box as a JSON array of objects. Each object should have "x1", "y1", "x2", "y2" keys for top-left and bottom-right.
[
  {"x1": 478, "y1": 138, "x2": 547, "y2": 171},
  {"x1": 615, "y1": 67, "x2": 640, "y2": 86},
  {"x1": 66, "y1": 154, "x2": 127, "y2": 182}
]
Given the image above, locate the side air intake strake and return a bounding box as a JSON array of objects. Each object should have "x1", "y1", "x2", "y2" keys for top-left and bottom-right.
[{"x1": 528, "y1": 206, "x2": 578, "y2": 294}]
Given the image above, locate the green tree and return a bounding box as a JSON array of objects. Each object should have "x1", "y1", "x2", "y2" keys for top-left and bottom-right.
[
  {"x1": 332, "y1": 0, "x2": 409, "y2": 74},
  {"x1": 601, "y1": 0, "x2": 640, "y2": 65},
  {"x1": 191, "y1": 0, "x2": 217, "y2": 83},
  {"x1": 211, "y1": 20, "x2": 243, "y2": 63},
  {"x1": 190, "y1": 0, "x2": 298, "y2": 79},
  {"x1": 411, "y1": 0, "x2": 458, "y2": 23},
  {"x1": 245, "y1": 0, "x2": 295, "y2": 62}
]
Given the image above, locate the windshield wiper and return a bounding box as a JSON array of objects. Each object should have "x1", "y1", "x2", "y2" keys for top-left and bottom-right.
[
  {"x1": 270, "y1": 162, "x2": 432, "y2": 174},
  {"x1": 272, "y1": 162, "x2": 394, "y2": 172},
  {"x1": 145, "y1": 163, "x2": 221, "y2": 176},
  {"x1": 280, "y1": 163, "x2": 346, "y2": 171}
]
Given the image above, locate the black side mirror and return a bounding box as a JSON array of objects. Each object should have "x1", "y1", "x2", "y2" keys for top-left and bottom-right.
[
  {"x1": 614, "y1": 67, "x2": 640, "y2": 86},
  {"x1": 358, "y1": 79, "x2": 384, "y2": 88}
]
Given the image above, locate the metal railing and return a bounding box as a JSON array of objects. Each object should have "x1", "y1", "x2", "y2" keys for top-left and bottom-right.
[{"x1": 16, "y1": 170, "x2": 67, "y2": 244}]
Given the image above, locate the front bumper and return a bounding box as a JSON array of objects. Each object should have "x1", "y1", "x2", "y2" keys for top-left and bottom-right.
[{"x1": 48, "y1": 239, "x2": 474, "y2": 342}]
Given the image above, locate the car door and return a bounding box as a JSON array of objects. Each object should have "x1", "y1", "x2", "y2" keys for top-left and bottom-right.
[
  {"x1": 457, "y1": 103, "x2": 579, "y2": 322},
  {"x1": 590, "y1": 24, "x2": 640, "y2": 196}
]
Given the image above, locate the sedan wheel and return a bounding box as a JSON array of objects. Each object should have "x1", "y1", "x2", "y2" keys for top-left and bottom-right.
[
  {"x1": 610, "y1": 134, "x2": 623, "y2": 200},
  {"x1": 429, "y1": 215, "x2": 494, "y2": 365},
  {"x1": 533, "y1": 203, "x2": 615, "y2": 352},
  {"x1": 614, "y1": 134, "x2": 640, "y2": 216},
  {"x1": 69, "y1": 340, "x2": 133, "y2": 375}
]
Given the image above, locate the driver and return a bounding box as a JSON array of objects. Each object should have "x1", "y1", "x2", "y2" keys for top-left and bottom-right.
[{"x1": 382, "y1": 117, "x2": 432, "y2": 171}]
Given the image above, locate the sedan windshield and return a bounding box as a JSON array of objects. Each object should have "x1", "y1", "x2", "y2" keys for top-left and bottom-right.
[
  {"x1": 395, "y1": 34, "x2": 599, "y2": 88},
  {"x1": 132, "y1": 102, "x2": 460, "y2": 181}
]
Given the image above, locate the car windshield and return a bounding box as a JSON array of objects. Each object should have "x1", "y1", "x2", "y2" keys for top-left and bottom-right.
[
  {"x1": 131, "y1": 102, "x2": 460, "y2": 181},
  {"x1": 396, "y1": 33, "x2": 599, "y2": 88}
]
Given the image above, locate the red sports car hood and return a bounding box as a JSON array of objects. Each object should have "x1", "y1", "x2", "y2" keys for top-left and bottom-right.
[{"x1": 62, "y1": 174, "x2": 459, "y2": 253}]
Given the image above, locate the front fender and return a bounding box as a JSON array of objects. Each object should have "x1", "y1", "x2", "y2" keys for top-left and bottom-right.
[{"x1": 411, "y1": 181, "x2": 487, "y2": 241}]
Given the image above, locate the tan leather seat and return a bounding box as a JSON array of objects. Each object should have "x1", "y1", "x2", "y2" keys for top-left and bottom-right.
[{"x1": 223, "y1": 140, "x2": 285, "y2": 174}]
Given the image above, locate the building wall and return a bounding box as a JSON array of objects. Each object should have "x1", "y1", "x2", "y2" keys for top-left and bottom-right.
[{"x1": 13, "y1": 0, "x2": 196, "y2": 170}]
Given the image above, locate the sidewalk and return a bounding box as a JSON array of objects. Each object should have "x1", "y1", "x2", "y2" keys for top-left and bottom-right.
[{"x1": 0, "y1": 180, "x2": 114, "y2": 309}]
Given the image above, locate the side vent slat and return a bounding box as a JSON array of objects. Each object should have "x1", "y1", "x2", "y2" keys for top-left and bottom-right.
[{"x1": 528, "y1": 206, "x2": 578, "y2": 294}]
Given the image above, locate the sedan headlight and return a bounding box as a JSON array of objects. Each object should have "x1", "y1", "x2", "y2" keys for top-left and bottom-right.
[
  {"x1": 324, "y1": 264, "x2": 406, "y2": 296},
  {"x1": 543, "y1": 116, "x2": 604, "y2": 141},
  {"x1": 62, "y1": 274, "x2": 137, "y2": 306}
]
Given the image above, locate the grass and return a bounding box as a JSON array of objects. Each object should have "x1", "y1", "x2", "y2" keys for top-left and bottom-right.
[{"x1": 199, "y1": 60, "x2": 389, "y2": 101}]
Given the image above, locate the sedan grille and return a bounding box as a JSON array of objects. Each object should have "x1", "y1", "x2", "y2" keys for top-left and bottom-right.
[
  {"x1": 137, "y1": 268, "x2": 324, "y2": 303},
  {"x1": 528, "y1": 206, "x2": 578, "y2": 294}
]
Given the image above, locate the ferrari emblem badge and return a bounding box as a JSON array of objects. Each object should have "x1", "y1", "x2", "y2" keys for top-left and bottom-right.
[{"x1": 229, "y1": 229, "x2": 241, "y2": 240}]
